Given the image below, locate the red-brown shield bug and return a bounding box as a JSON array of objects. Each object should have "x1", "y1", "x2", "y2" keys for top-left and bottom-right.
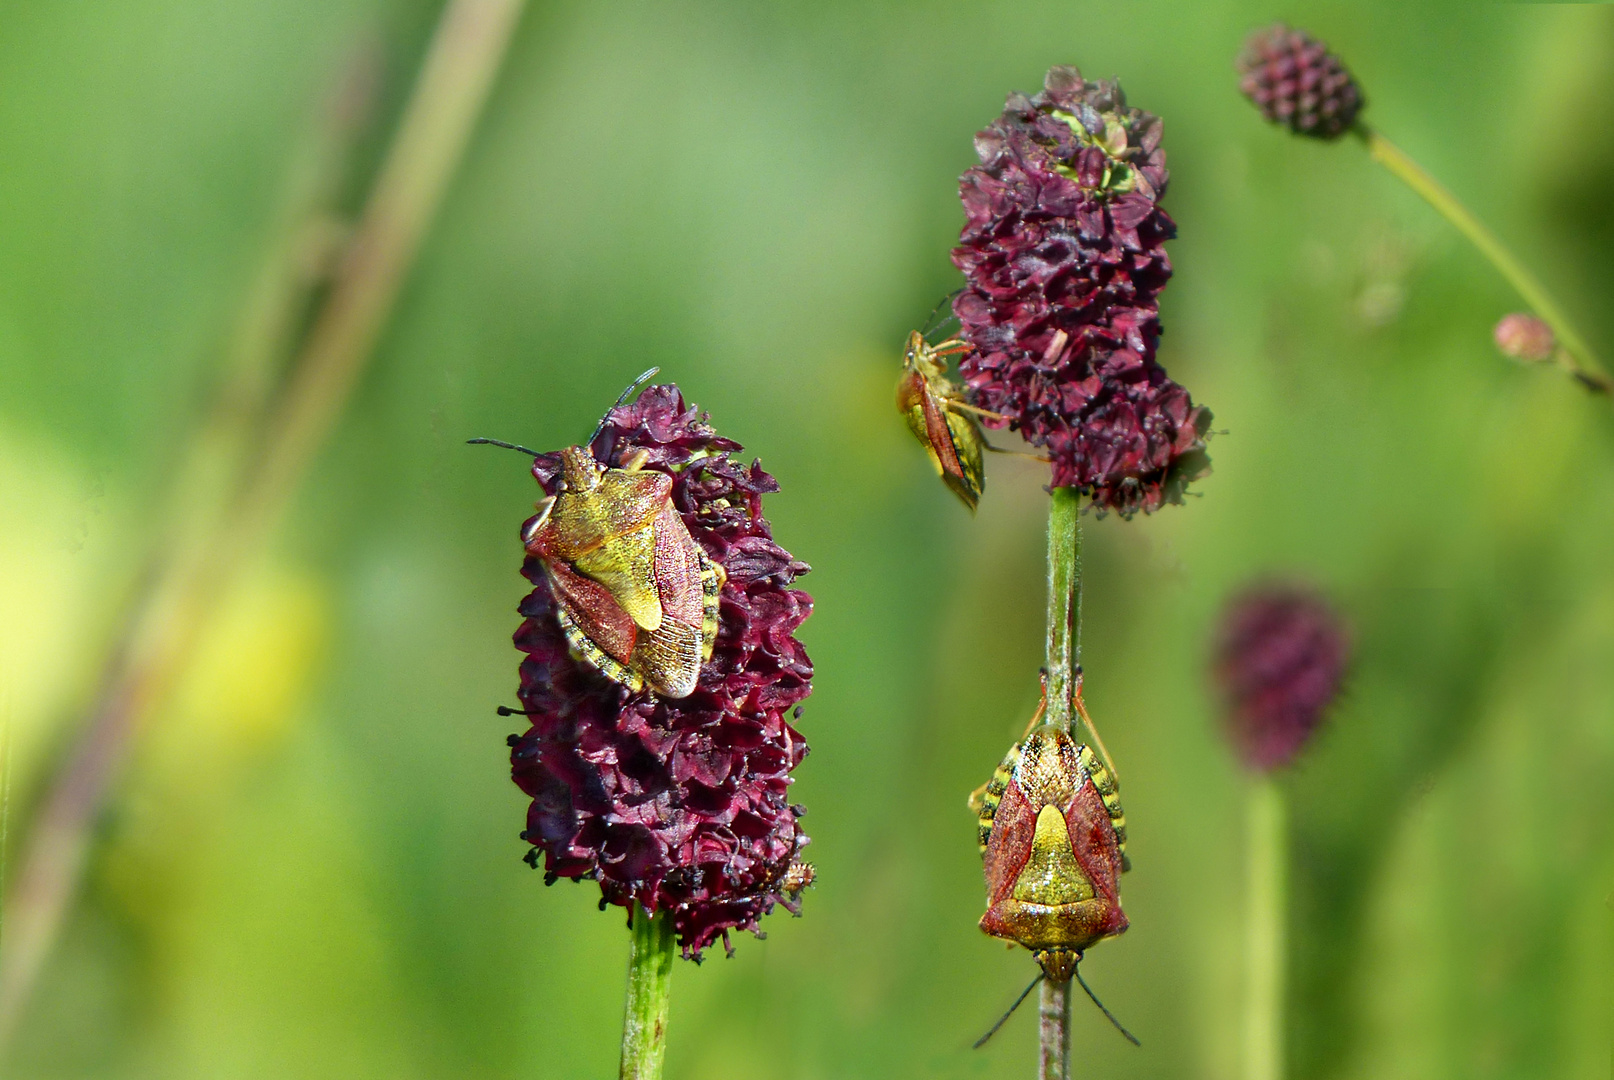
[
  {"x1": 969, "y1": 675, "x2": 1138, "y2": 1046},
  {"x1": 472, "y1": 370, "x2": 723, "y2": 699}
]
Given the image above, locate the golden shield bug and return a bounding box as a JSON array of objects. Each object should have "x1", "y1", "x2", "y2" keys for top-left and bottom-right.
[
  {"x1": 969, "y1": 676, "x2": 1138, "y2": 1046},
  {"x1": 472, "y1": 370, "x2": 724, "y2": 700},
  {"x1": 895, "y1": 329, "x2": 1000, "y2": 512}
]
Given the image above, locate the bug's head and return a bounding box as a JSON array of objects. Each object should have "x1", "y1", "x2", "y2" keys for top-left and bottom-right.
[
  {"x1": 558, "y1": 445, "x2": 604, "y2": 495},
  {"x1": 902, "y1": 330, "x2": 928, "y2": 372},
  {"x1": 1033, "y1": 948, "x2": 1079, "y2": 985}
]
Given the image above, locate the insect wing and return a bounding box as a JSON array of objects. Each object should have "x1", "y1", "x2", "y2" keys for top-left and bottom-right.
[
  {"x1": 940, "y1": 405, "x2": 987, "y2": 511},
  {"x1": 628, "y1": 500, "x2": 709, "y2": 698},
  {"x1": 542, "y1": 555, "x2": 642, "y2": 688}
]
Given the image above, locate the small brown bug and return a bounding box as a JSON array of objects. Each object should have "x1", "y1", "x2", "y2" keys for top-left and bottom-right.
[{"x1": 896, "y1": 330, "x2": 999, "y2": 512}]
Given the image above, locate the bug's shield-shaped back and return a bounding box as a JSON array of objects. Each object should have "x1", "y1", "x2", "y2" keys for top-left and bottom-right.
[
  {"x1": 977, "y1": 727, "x2": 1128, "y2": 980},
  {"x1": 527, "y1": 452, "x2": 721, "y2": 699},
  {"x1": 538, "y1": 466, "x2": 669, "y2": 631}
]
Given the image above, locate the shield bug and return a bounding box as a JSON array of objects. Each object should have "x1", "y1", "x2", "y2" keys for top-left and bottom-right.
[
  {"x1": 472, "y1": 371, "x2": 724, "y2": 700},
  {"x1": 896, "y1": 330, "x2": 1001, "y2": 512},
  {"x1": 969, "y1": 677, "x2": 1137, "y2": 1044}
]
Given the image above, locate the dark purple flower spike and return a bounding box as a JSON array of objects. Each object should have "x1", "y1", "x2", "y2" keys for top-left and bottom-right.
[
  {"x1": 1212, "y1": 583, "x2": 1349, "y2": 771},
  {"x1": 951, "y1": 66, "x2": 1212, "y2": 517},
  {"x1": 509, "y1": 384, "x2": 814, "y2": 958}
]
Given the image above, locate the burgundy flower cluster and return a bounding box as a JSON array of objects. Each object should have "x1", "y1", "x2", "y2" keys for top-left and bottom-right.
[
  {"x1": 1237, "y1": 23, "x2": 1364, "y2": 140},
  {"x1": 1211, "y1": 583, "x2": 1349, "y2": 771},
  {"x1": 509, "y1": 385, "x2": 814, "y2": 958},
  {"x1": 951, "y1": 65, "x2": 1212, "y2": 517}
]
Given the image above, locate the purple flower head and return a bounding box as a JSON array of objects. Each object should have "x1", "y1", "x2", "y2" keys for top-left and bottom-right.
[
  {"x1": 1238, "y1": 23, "x2": 1364, "y2": 140},
  {"x1": 951, "y1": 65, "x2": 1212, "y2": 517},
  {"x1": 509, "y1": 384, "x2": 813, "y2": 958},
  {"x1": 1212, "y1": 583, "x2": 1349, "y2": 772}
]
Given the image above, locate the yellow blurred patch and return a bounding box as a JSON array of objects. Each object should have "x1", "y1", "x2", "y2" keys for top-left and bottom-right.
[
  {"x1": 157, "y1": 566, "x2": 331, "y2": 765},
  {"x1": 0, "y1": 435, "x2": 115, "y2": 788}
]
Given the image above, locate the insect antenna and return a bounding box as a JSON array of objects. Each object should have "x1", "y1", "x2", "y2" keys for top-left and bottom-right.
[
  {"x1": 971, "y1": 972, "x2": 1044, "y2": 1049},
  {"x1": 586, "y1": 366, "x2": 661, "y2": 448},
  {"x1": 467, "y1": 437, "x2": 543, "y2": 457},
  {"x1": 920, "y1": 289, "x2": 964, "y2": 339},
  {"x1": 496, "y1": 706, "x2": 534, "y2": 716},
  {"x1": 1074, "y1": 964, "x2": 1141, "y2": 1046}
]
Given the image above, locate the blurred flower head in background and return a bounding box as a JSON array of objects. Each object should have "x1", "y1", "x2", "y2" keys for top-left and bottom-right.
[
  {"x1": 1237, "y1": 23, "x2": 1364, "y2": 140},
  {"x1": 509, "y1": 385, "x2": 814, "y2": 958},
  {"x1": 1211, "y1": 582, "x2": 1350, "y2": 771},
  {"x1": 950, "y1": 65, "x2": 1212, "y2": 517}
]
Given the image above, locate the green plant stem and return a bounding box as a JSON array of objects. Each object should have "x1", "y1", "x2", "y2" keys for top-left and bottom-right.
[
  {"x1": 1356, "y1": 124, "x2": 1613, "y2": 395},
  {"x1": 1045, "y1": 487, "x2": 1083, "y2": 735},
  {"x1": 1039, "y1": 975, "x2": 1072, "y2": 1080},
  {"x1": 620, "y1": 904, "x2": 675, "y2": 1080},
  {"x1": 1244, "y1": 775, "x2": 1286, "y2": 1080},
  {"x1": 1037, "y1": 486, "x2": 1083, "y2": 1080}
]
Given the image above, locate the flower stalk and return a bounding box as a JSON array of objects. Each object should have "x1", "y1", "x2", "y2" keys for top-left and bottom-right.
[
  {"x1": 620, "y1": 904, "x2": 675, "y2": 1080},
  {"x1": 1045, "y1": 487, "x2": 1083, "y2": 735},
  {"x1": 1039, "y1": 976, "x2": 1072, "y2": 1080},
  {"x1": 1243, "y1": 775, "x2": 1286, "y2": 1080},
  {"x1": 1040, "y1": 485, "x2": 1083, "y2": 1080},
  {"x1": 1355, "y1": 125, "x2": 1612, "y2": 394}
]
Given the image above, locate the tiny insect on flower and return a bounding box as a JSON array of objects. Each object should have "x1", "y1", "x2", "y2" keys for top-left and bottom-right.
[
  {"x1": 969, "y1": 680, "x2": 1129, "y2": 986},
  {"x1": 895, "y1": 330, "x2": 1001, "y2": 512},
  {"x1": 779, "y1": 860, "x2": 815, "y2": 898}
]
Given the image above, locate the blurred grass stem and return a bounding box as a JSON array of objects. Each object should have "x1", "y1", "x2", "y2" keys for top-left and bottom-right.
[
  {"x1": 1040, "y1": 486, "x2": 1083, "y2": 1079},
  {"x1": 1244, "y1": 775, "x2": 1285, "y2": 1080},
  {"x1": 0, "y1": 0, "x2": 525, "y2": 1047},
  {"x1": 1356, "y1": 125, "x2": 1613, "y2": 395},
  {"x1": 620, "y1": 904, "x2": 674, "y2": 1080}
]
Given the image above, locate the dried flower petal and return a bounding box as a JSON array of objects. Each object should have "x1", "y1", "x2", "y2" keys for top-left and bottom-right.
[
  {"x1": 951, "y1": 65, "x2": 1212, "y2": 517},
  {"x1": 508, "y1": 385, "x2": 813, "y2": 958},
  {"x1": 1237, "y1": 23, "x2": 1364, "y2": 140},
  {"x1": 1212, "y1": 583, "x2": 1349, "y2": 772}
]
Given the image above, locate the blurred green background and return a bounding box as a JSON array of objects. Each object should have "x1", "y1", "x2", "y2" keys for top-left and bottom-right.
[{"x1": 3, "y1": 1, "x2": 1613, "y2": 1077}]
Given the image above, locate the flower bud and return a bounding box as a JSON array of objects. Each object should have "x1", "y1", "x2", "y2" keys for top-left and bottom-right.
[
  {"x1": 1238, "y1": 23, "x2": 1364, "y2": 140},
  {"x1": 1493, "y1": 313, "x2": 1557, "y2": 363}
]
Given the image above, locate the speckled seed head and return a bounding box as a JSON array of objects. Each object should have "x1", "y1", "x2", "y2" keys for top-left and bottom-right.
[
  {"x1": 951, "y1": 65, "x2": 1212, "y2": 517},
  {"x1": 1238, "y1": 23, "x2": 1364, "y2": 140},
  {"x1": 1212, "y1": 583, "x2": 1349, "y2": 771},
  {"x1": 509, "y1": 384, "x2": 813, "y2": 959}
]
